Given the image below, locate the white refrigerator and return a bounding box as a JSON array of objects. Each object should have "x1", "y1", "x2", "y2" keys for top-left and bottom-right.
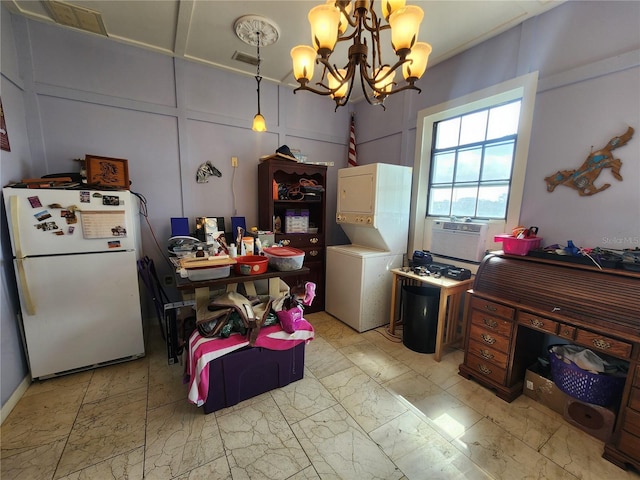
[
  {"x1": 326, "y1": 163, "x2": 412, "y2": 332},
  {"x1": 3, "y1": 187, "x2": 145, "y2": 379}
]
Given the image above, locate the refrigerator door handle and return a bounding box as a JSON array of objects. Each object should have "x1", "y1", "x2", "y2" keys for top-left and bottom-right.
[
  {"x1": 9, "y1": 195, "x2": 24, "y2": 258},
  {"x1": 15, "y1": 258, "x2": 36, "y2": 315},
  {"x1": 10, "y1": 197, "x2": 35, "y2": 314}
]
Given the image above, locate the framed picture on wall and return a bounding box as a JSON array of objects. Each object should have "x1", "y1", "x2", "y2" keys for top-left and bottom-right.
[
  {"x1": 85, "y1": 155, "x2": 130, "y2": 190},
  {"x1": 0, "y1": 97, "x2": 10, "y2": 152}
]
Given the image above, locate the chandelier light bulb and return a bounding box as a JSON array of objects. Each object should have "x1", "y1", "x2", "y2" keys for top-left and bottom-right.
[
  {"x1": 291, "y1": 45, "x2": 317, "y2": 82},
  {"x1": 327, "y1": 0, "x2": 353, "y2": 34},
  {"x1": 382, "y1": 0, "x2": 406, "y2": 21},
  {"x1": 402, "y1": 42, "x2": 432, "y2": 81},
  {"x1": 374, "y1": 66, "x2": 395, "y2": 95},
  {"x1": 389, "y1": 5, "x2": 423, "y2": 56},
  {"x1": 309, "y1": 4, "x2": 341, "y2": 57},
  {"x1": 328, "y1": 69, "x2": 348, "y2": 99}
]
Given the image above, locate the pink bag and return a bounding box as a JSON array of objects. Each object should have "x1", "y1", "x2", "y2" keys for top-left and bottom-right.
[{"x1": 277, "y1": 306, "x2": 304, "y2": 334}]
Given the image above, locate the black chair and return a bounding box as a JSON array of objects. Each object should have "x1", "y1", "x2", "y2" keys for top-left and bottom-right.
[{"x1": 137, "y1": 255, "x2": 171, "y2": 341}]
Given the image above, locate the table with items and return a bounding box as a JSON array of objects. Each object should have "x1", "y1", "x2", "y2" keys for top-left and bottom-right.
[
  {"x1": 173, "y1": 266, "x2": 314, "y2": 414},
  {"x1": 389, "y1": 267, "x2": 474, "y2": 362}
]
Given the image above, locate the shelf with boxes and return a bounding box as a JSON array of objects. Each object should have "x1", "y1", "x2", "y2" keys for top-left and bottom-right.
[{"x1": 257, "y1": 158, "x2": 327, "y2": 313}]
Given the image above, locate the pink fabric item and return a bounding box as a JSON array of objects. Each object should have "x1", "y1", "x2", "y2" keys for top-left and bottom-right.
[
  {"x1": 303, "y1": 282, "x2": 316, "y2": 306},
  {"x1": 277, "y1": 306, "x2": 303, "y2": 333},
  {"x1": 185, "y1": 321, "x2": 314, "y2": 406}
]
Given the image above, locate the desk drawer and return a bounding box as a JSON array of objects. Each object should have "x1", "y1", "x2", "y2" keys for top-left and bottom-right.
[
  {"x1": 465, "y1": 352, "x2": 507, "y2": 384},
  {"x1": 634, "y1": 364, "x2": 640, "y2": 387},
  {"x1": 467, "y1": 339, "x2": 509, "y2": 369},
  {"x1": 630, "y1": 387, "x2": 640, "y2": 412},
  {"x1": 469, "y1": 324, "x2": 511, "y2": 354},
  {"x1": 518, "y1": 312, "x2": 558, "y2": 335},
  {"x1": 470, "y1": 297, "x2": 514, "y2": 320},
  {"x1": 470, "y1": 310, "x2": 513, "y2": 338},
  {"x1": 624, "y1": 408, "x2": 640, "y2": 437},
  {"x1": 574, "y1": 329, "x2": 632, "y2": 360},
  {"x1": 557, "y1": 324, "x2": 576, "y2": 340},
  {"x1": 618, "y1": 430, "x2": 640, "y2": 461}
]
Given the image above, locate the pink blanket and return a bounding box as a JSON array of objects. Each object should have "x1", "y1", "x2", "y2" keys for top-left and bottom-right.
[{"x1": 185, "y1": 321, "x2": 314, "y2": 406}]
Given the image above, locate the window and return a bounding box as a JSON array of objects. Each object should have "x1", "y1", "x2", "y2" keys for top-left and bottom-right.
[
  {"x1": 409, "y1": 72, "x2": 538, "y2": 257},
  {"x1": 428, "y1": 100, "x2": 521, "y2": 219}
]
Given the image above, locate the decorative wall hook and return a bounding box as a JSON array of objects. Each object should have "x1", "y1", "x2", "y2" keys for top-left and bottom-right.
[
  {"x1": 544, "y1": 126, "x2": 634, "y2": 196},
  {"x1": 196, "y1": 161, "x2": 222, "y2": 183}
]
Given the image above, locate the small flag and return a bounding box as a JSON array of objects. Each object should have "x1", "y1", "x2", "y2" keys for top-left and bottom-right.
[{"x1": 348, "y1": 114, "x2": 358, "y2": 167}]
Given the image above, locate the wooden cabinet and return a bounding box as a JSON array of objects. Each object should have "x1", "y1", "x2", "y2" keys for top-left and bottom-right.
[
  {"x1": 257, "y1": 158, "x2": 327, "y2": 313},
  {"x1": 605, "y1": 360, "x2": 640, "y2": 469},
  {"x1": 459, "y1": 253, "x2": 640, "y2": 471}
]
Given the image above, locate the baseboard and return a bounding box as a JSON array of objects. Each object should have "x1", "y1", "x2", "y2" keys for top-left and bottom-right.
[{"x1": 1, "y1": 374, "x2": 31, "y2": 425}]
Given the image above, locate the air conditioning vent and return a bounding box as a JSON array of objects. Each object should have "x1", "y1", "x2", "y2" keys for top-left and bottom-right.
[
  {"x1": 232, "y1": 51, "x2": 259, "y2": 66},
  {"x1": 44, "y1": 1, "x2": 107, "y2": 36},
  {"x1": 431, "y1": 221, "x2": 488, "y2": 262}
]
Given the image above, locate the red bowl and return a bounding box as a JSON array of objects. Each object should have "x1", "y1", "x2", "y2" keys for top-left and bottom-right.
[{"x1": 233, "y1": 255, "x2": 268, "y2": 275}]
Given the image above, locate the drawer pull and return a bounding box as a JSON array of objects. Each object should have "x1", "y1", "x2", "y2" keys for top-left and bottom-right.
[
  {"x1": 309, "y1": 250, "x2": 319, "y2": 257},
  {"x1": 529, "y1": 318, "x2": 544, "y2": 329},
  {"x1": 592, "y1": 338, "x2": 611, "y2": 350},
  {"x1": 483, "y1": 304, "x2": 497, "y2": 312},
  {"x1": 480, "y1": 333, "x2": 496, "y2": 345},
  {"x1": 562, "y1": 329, "x2": 572, "y2": 336},
  {"x1": 483, "y1": 317, "x2": 498, "y2": 329},
  {"x1": 478, "y1": 364, "x2": 492, "y2": 375},
  {"x1": 281, "y1": 239, "x2": 291, "y2": 246},
  {"x1": 310, "y1": 237, "x2": 319, "y2": 244},
  {"x1": 480, "y1": 349, "x2": 494, "y2": 360}
]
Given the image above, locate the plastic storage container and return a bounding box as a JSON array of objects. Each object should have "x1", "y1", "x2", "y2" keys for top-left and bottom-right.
[
  {"x1": 187, "y1": 264, "x2": 231, "y2": 281},
  {"x1": 233, "y1": 255, "x2": 268, "y2": 275},
  {"x1": 285, "y1": 209, "x2": 309, "y2": 233},
  {"x1": 548, "y1": 345, "x2": 626, "y2": 407},
  {"x1": 401, "y1": 285, "x2": 440, "y2": 353},
  {"x1": 263, "y1": 246, "x2": 305, "y2": 271},
  {"x1": 494, "y1": 234, "x2": 543, "y2": 255}
]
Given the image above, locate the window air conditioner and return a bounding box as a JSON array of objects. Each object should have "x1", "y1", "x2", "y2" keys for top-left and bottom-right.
[{"x1": 430, "y1": 221, "x2": 488, "y2": 262}]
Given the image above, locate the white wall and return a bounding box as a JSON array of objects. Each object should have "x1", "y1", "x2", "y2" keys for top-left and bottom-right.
[{"x1": 2, "y1": 1, "x2": 639, "y2": 410}]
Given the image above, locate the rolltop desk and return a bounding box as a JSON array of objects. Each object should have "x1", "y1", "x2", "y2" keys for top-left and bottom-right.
[{"x1": 458, "y1": 252, "x2": 640, "y2": 471}]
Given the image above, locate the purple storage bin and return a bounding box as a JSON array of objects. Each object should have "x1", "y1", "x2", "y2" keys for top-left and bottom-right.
[
  {"x1": 203, "y1": 343, "x2": 305, "y2": 414},
  {"x1": 548, "y1": 345, "x2": 625, "y2": 407}
]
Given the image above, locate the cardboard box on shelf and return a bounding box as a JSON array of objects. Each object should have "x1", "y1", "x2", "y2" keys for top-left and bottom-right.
[{"x1": 523, "y1": 362, "x2": 568, "y2": 415}]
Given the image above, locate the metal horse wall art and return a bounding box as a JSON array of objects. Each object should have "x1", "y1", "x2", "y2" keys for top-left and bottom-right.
[
  {"x1": 196, "y1": 161, "x2": 222, "y2": 183},
  {"x1": 544, "y1": 126, "x2": 634, "y2": 196}
]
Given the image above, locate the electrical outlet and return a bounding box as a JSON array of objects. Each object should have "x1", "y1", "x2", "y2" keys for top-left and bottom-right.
[
  {"x1": 163, "y1": 275, "x2": 174, "y2": 287},
  {"x1": 231, "y1": 156, "x2": 238, "y2": 167},
  {"x1": 526, "y1": 380, "x2": 534, "y2": 390}
]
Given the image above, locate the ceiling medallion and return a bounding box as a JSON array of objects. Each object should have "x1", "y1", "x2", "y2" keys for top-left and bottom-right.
[{"x1": 234, "y1": 15, "x2": 280, "y2": 47}]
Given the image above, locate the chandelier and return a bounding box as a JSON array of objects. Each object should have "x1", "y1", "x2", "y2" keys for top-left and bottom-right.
[{"x1": 291, "y1": 0, "x2": 432, "y2": 110}]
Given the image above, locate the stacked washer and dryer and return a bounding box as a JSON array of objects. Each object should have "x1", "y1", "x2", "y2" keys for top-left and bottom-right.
[{"x1": 326, "y1": 163, "x2": 412, "y2": 332}]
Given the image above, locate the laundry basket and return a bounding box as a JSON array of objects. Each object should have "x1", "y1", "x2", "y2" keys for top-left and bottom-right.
[{"x1": 548, "y1": 345, "x2": 626, "y2": 407}]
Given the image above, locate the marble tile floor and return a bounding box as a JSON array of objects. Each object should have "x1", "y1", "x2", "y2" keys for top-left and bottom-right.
[{"x1": 2, "y1": 312, "x2": 639, "y2": 480}]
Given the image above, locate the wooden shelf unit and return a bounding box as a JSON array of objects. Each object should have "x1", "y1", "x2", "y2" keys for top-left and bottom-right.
[{"x1": 257, "y1": 158, "x2": 327, "y2": 313}]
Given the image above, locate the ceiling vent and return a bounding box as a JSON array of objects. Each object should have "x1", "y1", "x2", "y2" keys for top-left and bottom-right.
[
  {"x1": 44, "y1": 1, "x2": 107, "y2": 36},
  {"x1": 232, "y1": 51, "x2": 259, "y2": 66}
]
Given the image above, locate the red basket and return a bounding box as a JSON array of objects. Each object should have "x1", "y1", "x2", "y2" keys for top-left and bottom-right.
[
  {"x1": 548, "y1": 345, "x2": 625, "y2": 407},
  {"x1": 494, "y1": 234, "x2": 542, "y2": 256}
]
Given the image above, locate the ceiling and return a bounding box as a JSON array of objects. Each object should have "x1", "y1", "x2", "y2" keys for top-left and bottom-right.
[{"x1": 4, "y1": 0, "x2": 563, "y2": 101}]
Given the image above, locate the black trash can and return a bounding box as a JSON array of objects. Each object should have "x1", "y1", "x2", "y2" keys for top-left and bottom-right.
[{"x1": 401, "y1": 285, "x2": 440, "y2": 353}]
